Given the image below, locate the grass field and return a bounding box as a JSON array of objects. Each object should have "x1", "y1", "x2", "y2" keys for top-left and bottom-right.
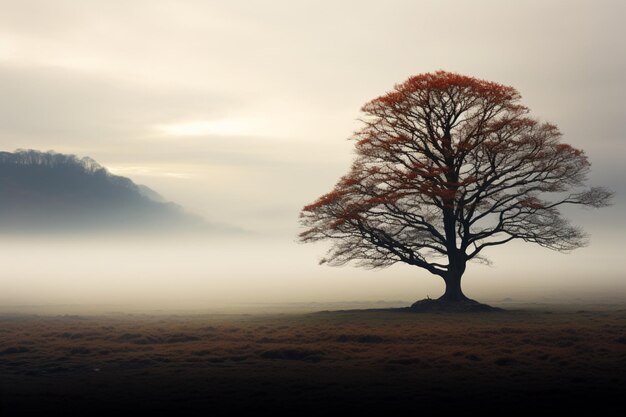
[{"x1": 1, "y1": 303, "x2": 625, "y2": 415}]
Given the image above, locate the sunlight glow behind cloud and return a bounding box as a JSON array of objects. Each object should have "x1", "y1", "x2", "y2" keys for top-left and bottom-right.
[
  {"x1": 107, "y1": 165, "x2": 193, "y2": 179},
  {"x1": 155, "y1": 119, "x2": 266, "y2": 137}
]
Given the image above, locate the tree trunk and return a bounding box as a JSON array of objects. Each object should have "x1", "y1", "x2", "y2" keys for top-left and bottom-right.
[{"x1": 439, "y1": 273, "x2": 469, "y2": 302}]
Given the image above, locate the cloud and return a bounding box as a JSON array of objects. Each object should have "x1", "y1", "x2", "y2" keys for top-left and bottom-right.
[{"x1": 0, "y1": 64, "x2": 241, "y2": 146}]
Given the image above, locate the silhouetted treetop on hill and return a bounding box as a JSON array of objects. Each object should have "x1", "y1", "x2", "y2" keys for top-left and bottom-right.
[{"x1": 0, "y1": 149, "x2": 203, "y2": 232}]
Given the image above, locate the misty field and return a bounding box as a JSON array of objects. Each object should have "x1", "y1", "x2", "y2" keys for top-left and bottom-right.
[{"x1": 1, "y1": 305, "x2": 625, "y2": 414}]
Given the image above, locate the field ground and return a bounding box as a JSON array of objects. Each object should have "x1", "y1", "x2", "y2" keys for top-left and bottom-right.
[{"x1": 1, "y1": 303, "x2": 625, "y2": 415}]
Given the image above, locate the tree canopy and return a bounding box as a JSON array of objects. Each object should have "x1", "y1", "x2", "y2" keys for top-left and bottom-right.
[{"x1": 300, "y1": 71, "x2": 612, "y2": 304}]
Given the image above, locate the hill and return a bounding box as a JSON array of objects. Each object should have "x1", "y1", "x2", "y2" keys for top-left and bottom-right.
[{"x1": 0, "y1": 149, "x2": 204, "y2": 232}]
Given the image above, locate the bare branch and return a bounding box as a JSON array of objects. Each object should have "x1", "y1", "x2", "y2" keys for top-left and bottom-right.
[{"x1": 300, "y1": 71, "x2": 613, "y2": 286}]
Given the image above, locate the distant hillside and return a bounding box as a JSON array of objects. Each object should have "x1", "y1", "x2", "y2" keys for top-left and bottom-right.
[{"x1": 0, "y1": 149, "x2": 204, "y2": 232}]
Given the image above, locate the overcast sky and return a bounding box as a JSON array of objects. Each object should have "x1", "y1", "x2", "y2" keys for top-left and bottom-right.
[{"x1": 1, "y1": 0, "x2": 625, "y2": 308}]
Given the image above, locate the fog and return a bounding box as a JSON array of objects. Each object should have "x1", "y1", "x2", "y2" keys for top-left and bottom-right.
[{"x1": 1, "y1": 229, "x2": 624, "y2": 313}]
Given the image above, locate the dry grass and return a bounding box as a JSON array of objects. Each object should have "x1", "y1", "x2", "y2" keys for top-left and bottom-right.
[{"x1": 1, "y1": 305, "x2": 625, "y2": 414}]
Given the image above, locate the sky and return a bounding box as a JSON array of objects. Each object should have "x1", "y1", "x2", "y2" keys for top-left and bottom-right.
[{"x1": 1, "y1": 0, "x2": 625, "y2": 310}]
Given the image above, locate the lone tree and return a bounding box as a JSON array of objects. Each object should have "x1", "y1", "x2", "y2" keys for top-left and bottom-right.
[{"x1": 300, "y1": 71, "x2": 612, "y2": 310}]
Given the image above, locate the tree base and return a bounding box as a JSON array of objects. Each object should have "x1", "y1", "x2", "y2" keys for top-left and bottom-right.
[{"x1": 409, "y1": 298, "x2": 503, "y2": 313}]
